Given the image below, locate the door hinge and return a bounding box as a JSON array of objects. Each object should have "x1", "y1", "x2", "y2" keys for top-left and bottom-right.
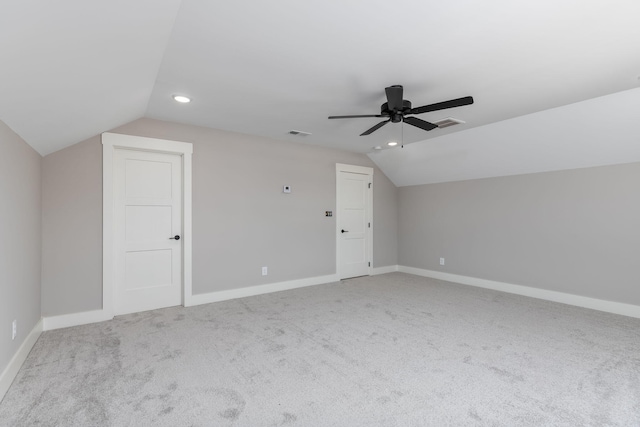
[
  {"x1": 368, "y1": 222, "x2": 371, "y2": 228},
  {"x1": 368, "y1": 262, "x2": 371, "y2": 267},
  {"x1": 368, "y1": 182, "x2": 372, "y2": 189}
]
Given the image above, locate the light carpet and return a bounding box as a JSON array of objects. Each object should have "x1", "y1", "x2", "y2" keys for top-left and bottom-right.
[{"x1": 1, "y1": 273, "x2": 639, "y2": 426}]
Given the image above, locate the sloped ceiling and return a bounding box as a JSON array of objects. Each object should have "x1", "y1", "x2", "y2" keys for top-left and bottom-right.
[
  {"x1": 2, "y1": 0, "x2": 640, "y2": 185},
  {"x1": 372, "y1": 88, "x2": 640, "y2": 186},
  {"x1": 0, "y1": 0, "x2": 182, "y2": 154}
]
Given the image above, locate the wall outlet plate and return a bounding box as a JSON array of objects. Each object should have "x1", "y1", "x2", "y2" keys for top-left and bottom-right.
[
  {"x1": 12, "y1": 320, "x2": 17, "y2": 340},
  {"x1": 262, "y1": 266, "x2": 268, "y2": 276},
  {"x1": 440, "y1": 257, "x2": 445, "y2": 266}
]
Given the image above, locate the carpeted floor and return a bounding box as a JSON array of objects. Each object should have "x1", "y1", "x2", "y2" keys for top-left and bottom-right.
[{"x1": 1, "y1": 272, "x2": 639, "y2": 426}]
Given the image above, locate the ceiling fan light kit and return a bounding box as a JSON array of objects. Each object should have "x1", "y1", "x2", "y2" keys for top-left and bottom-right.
[{"x1": 328, "y1": 85, "x2": 474, "y2": 137}]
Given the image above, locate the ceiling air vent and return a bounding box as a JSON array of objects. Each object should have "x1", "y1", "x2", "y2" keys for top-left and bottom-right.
[
  {"x1": 433, "y1": 117, "x2": 466, "y2": 128},
  {"x1": 288, "y1": 130, "x2": 312, "y2": 137}
]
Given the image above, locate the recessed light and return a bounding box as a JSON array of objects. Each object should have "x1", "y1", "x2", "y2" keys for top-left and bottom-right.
[
  {"x1": 387, "y1": 141, "x2": 398, "y2": 146},
  {"x1": 172, "y1": 95, "x2": 191, "y2": 103}
]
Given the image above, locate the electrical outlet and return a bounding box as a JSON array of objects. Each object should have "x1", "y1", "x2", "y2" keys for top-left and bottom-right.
[
  {"x1": 12, "y1": 320, "x2": 17, "y2": 340},
  {"x1": 440, "y1": 257, "x2": 445, "y2": 266},
  {"x1": 262, "y1": 266, "x2": 268, "y2": 276}
]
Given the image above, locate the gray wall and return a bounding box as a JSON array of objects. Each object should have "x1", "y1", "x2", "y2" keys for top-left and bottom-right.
[
  {"x1": 399, "y1": 162, "x2": 640, "y2": 305},
  {"x1": 41, "y1": 118, "x2": 398, "y2": 316},
  {"x1": 41, "y1": 140, "x2": 103, "y2": 316},
  {"x1": 0, "y1": 121, "x2": 41, "y2": 375}
]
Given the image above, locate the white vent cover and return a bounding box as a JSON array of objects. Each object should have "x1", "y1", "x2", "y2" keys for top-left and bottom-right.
[
  {"x1": 288, "y1": 130, "x2": 312, "y2": 136},
  {"x1": 433, "y1": 117, "x2": 466, "y2": 128}
]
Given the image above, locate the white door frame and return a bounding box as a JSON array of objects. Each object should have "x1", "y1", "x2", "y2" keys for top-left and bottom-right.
[
  {"x1": 102, "y1": 133, "x2": 193, "y2": 317},
  {"x1": 336, "y1": 163, "x2": 373, "y2": 279}
]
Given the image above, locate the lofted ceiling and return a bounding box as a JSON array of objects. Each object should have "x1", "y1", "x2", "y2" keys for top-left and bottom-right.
[{"x1": 2, "y1": 1, "x2": 640, "y2": 185}]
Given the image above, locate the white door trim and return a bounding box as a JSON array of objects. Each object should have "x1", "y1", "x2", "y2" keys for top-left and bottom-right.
[
  {"x1": 335, "y1": 163, "x2": 373, "y2": 279},
  {"x1": 102, "y1": 132, "x2": 193, "y2": 318}
]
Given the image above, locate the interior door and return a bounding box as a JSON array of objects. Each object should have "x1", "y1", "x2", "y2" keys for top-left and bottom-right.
[
  {"x1": 114, "y1": 149, "x2": 182, "y2": 315},
  {"x1": 338, "y1": 169, "x2": 372, "y2": 279}
]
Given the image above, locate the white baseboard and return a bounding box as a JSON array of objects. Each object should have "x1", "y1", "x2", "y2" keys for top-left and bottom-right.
[
  {"x1": 372, "y1": 265, "x2": 399, "y2": 275},
  {"x1": 188, "y1": 273, "x2": 340, "y2": 307},
  {"x1": 42, "y1": 274, "x2": 343, "y2": 328},
  {"x1": 43, "y1": 309, "x2": 113, "y2": 331},
  {"x1": 0, "y1": 318, "x2": 42, "y2": 403},
  {"x1": 398, "y1": 266, "x2": 640, "y2": 319}
]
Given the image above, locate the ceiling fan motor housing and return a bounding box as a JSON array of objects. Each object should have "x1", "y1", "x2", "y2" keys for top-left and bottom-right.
[{"x1": 381, "y1": 100, "x2": 412, "y2": 122}]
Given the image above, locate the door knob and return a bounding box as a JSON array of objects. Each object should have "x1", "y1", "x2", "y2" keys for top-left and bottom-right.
[
  {"x1": 341, "y1": 229, "x2": 349, "y2": 233},
  {"x1": 169, "y1": 235, "x2": 181, "y2": 240}
]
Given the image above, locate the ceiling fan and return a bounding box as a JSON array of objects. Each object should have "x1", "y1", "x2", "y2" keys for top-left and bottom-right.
[{"x1": 328, "y1": 85, "x2": 474, "y2": 136}]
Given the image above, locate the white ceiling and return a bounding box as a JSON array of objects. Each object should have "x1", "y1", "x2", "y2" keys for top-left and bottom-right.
[
  {"x1": 0, "y1": 0, "x2": 181, "y2": 154},
  {"x1": 2, "y1": 0, "x2": 640, "y2": 185}
]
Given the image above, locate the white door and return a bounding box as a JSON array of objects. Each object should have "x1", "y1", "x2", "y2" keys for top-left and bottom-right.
[
  {"x1": 114, "y1": 149, "x2": 183, "y2": 315},
  {"x1": 337, "y1": 165, "x2": 373, "y2": 279}
]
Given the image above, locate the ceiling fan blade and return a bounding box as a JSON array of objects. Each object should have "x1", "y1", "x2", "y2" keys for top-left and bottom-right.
[
  {"x1": 409, "y1": 96, "x2": 474, "y2": 115},
  {"x1": 328, "y1": 114, "x2": 385, "y2": 119},
  {"x1": 403, "y1": 116, "x2": 438, "y2": 131},
  {"x1": 360, "y1": 120, "x2": 390, "y2": 136},
  {"x1": 385, "y1": 85, "x2": 404, "y2": 111}
]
